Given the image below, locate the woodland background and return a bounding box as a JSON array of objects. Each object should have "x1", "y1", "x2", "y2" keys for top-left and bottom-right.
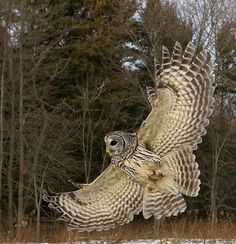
[{"x1": 0, "y1": 0, "x2": 235, "y2": 241}]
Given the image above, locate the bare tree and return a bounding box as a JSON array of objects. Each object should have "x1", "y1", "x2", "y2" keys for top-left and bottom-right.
[
  {"x1": 16, "y1": 0, "x2": 25, "y2": 236},
  {"x1": 8, "y1": 2, "x2": 15, "y2": 232},
  {"x1": 0, "y1": 12, "x2": 6, "y2": 227},
  {"x1": 0, "y1": 0, "x2": 11, "y2": 224},
  {"x1": 176, "y1": 0, "x2": 236, "y2": 229}
]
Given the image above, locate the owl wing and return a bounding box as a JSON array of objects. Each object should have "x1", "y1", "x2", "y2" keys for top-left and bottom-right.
[
  {"x1": 43, "y1": 164, "x2": 144, "y2": 232},
  {"x1": 137, "y1": 41, "x2": 214, "y2": 157}
]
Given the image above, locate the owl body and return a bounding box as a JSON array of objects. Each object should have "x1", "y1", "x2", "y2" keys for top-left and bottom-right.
[
  {"x1": 105, "y1": 131, "x2": 162, "y2": 185},
  {"x1": 123, "y1": 154, "x2": 178, "y2": 195},
  {"x1": 119, "y1": 145, "x2": 162, "y2": 187},
  {"x1": 105, "y1": 131, "x2": 184, "y2": 196}
]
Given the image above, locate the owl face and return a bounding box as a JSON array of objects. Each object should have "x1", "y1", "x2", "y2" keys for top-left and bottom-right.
[
  {"x1": 104, "y1": 131, "x2": 125, "y2": 157},
  {"x1": 104, "y1": 131, "x2": 137, "y2": 160}
]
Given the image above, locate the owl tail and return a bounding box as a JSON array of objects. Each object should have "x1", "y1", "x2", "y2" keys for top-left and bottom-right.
[
  {"x1": 142, "y1": 189, "x2": 186, "y2": 219},
  {"x1": 162, "y1": 145, "x2": 201, "y2": 197},
  {"x1": 142, "y1": 145, "x2": 200, "y2": 219}
]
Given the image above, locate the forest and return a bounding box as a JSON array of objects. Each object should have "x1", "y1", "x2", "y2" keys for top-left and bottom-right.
[{"x1": 0, "y1": 0, "x2": 235, "y2": 242}]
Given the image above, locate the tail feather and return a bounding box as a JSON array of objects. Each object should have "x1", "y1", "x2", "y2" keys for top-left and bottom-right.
[
  {"x1": 142, "y1": 144, "x2": 199, "y2": 220},
  {"x1": 163, "y1": 145, "x2": 201, "y2": 197},
  {"x1": 143, "y1": 189, "x2": 186, "y2": 219}
]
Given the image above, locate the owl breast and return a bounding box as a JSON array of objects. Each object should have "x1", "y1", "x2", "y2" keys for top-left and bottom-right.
[{"x1": 116, "y1": 144, "x2": 162, "y2": 187}]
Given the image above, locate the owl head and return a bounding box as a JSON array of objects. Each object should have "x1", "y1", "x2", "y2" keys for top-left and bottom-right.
[{"x1": 104, "y1": 131, "x2": 137, "y2": 162}]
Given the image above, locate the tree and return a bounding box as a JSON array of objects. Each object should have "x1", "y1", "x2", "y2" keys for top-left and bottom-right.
[{"x1": 176, "y1": 0, "x2": 236, "y2": 229}]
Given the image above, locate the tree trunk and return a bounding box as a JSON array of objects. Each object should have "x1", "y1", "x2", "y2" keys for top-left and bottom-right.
[
  {"x1": 211, "y1": 153, "x2": 218, "y2": 230},
  {"x1": 33, "y1": 112, "x2": 48, "y2": 240},
  {"x1": 17, "y1": 1, "x2": 25, "y2": 234},
  {"x1": 6, "y1": 0, "x2": 14, "y2": 231},
  {"x1": 0, "y1": 21, "x2": 7, "y2": 224},
  {"x1": 8, "y1": 38, "x2": 15, "y2": 232}
]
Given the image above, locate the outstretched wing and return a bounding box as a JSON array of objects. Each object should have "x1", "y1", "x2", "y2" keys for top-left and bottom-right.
[
  {"x1": 138, "y1": 42, "x2": 214, "y2": 157},
  {"x1": 43, "y1": 165, "x2": 144, "y2": 232}
]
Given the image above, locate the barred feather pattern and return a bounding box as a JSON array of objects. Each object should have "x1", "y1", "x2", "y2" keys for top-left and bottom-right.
[
  {"x1": 141, "y1": 144, "x2": 199, "y2": 219},
  {"x1": 138, "y1": 41, "x2": 214, "y2": 157},
  {"x1": 143, "y1": 190, "x2": 186, "y2": 220},
  {"x1": 146, "y1": 86, "x2": 157, "y2": 106},
  {"x1": 136, "y1": 41, "x2": 214, "y2": 220},
  {"x1": 43, "y1": 165, "x2": 144, "y2": 232},
  {"x1": 117, "y1": 143, "x2": 161, "y2": 182},
  {"x1": 162, "y1": 145, "x2": 200, "y2": 197},
  {"x1": 106, "y1": 132, "x2": 199, "y2": 220}
]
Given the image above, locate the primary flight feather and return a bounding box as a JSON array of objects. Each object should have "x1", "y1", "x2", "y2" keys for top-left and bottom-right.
[{"x1": 43, "y1": 41, "x2": 214, "y2": 231}]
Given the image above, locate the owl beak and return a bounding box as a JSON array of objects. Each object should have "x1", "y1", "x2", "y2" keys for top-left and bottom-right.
[{"x1": 106, "y1": 148, "x2": 111, "y2": 156}]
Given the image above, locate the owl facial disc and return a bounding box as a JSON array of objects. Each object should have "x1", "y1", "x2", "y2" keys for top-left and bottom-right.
[
  {"x1": 104, "y1": 131, "x2": 125, "y2": 157},
  {"x1": 104, "y1": 131, "x2": 138, "y2": 160}
]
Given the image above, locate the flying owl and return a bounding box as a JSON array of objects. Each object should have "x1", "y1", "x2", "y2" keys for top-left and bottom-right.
[{"x1": 43, "y1": 41, "x2": 214, "y2": 232}]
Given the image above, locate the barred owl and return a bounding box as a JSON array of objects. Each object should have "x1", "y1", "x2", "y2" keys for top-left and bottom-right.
[{"x1": 43, "y1": 41, "x2": 214, "y2": 231}]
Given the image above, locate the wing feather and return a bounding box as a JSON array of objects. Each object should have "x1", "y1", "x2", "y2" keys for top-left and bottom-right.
[
  {"x1": 43, "y1": 165, "x2": 144, "y2": 232},
  {"x1": 138, "y1": 42, "x2": 214, "y2": 157}
]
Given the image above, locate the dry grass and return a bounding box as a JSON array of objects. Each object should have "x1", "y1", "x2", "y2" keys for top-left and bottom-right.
[{"x1": 0, "y1": 216, "x2": 235, "y2": 243}]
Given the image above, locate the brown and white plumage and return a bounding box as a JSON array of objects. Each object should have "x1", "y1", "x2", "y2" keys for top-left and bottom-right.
[
  {"x1": 138, "y1": 42, "x2": 214, "y2": 156},
  {"x1": 43, "y1": 41, "x2": 214, "y2": 231},
  {"x1": 43, "y1": 165, "x2": 144, "y2": 231}
]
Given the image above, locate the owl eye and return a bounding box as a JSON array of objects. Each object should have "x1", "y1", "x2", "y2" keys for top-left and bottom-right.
[{"x1": 110, "y1": 140, "x2": 117, "y2": 146}]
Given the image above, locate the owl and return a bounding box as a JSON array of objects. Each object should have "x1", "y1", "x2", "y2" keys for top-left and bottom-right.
[{"x1": 43, "y1": 41, "x2": 214, "y2": 231}]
